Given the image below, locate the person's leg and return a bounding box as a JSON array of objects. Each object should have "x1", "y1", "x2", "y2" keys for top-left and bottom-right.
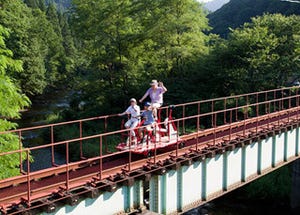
[
  {"x1": 130, "y1": 120, "x2": 139, "y2": 137},
  {"x1": 125, "y1": 119, "x2": 133, "y2": 146},
  {"x1": 124, "y1": 119, "x2": 131, "y2": 129},
  {"x1": 151, "y1": 103, "x2": 161, "y2": 120}
]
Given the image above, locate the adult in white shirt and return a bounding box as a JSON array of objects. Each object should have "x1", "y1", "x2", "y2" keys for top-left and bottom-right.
[
  {"x1": 118, "y1": 98, "x2": 140, "y2": 141},
  {"x1": 139, "y1": 80, "x2": 167, "y2": 119}
]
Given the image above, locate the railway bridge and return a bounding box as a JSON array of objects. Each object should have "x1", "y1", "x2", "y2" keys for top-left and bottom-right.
[{"x1": 1, "y1": 87, "x2": 300, "y2": 214}]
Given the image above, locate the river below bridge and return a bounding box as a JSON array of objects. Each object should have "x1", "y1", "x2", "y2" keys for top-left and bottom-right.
[
  {"x1": 18, "y1": 89, "x2": 72, "y2": 171},
  {"x1": 18, "y1": 90, "x2": 294, "y2": 215}
]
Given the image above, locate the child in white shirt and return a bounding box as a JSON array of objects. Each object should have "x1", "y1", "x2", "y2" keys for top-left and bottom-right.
[{"x1": 118, "y1": 98, "x2": 140, "y2": 145}]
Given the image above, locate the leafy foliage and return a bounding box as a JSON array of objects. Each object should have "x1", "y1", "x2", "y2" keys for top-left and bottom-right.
[
  {"x1": 0, "y1": 0, "x2": 76, "y2": 96},
  {"x1": 0, "y1": 25, "x2": 30, "y2": 179},
  {"x1": 69, "y1": 0, "x2": 210, "y2": 116},
  {"x1": 207, "y1": 14, "x2": 300, "y2": 95},
  {"x1": 208, "y1": 0, "x2": 300, "y2": 37},
  {"x1": 0, "y1": 0, "x2": 299, "y2": 201}
]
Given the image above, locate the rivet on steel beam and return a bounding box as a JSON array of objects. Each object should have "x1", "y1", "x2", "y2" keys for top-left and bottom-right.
[
  {"x1": 65, "y1": 194, "x2": 79, "y2": 206},
  {"x1": 42, "y1": 202, "x2": 56, "y2": 213},
  {"x1": 274, "y1": 129, "x2": 281, "y2": 135},
  {"x1": 236, "y1": 142, "x2": 245, "y2": 148},
  {"x1": 192, "y1": 154, "x2": 205, "y2": 162},
  {"x1": 84, "y1": 187, "x2": 100, "y2": 199},
  {"x1": 267, "y1": 131, "x2": 275, "y2": 137},
  {"x1": 182, "y1": 158, "x2": 193, "y2": 166},
  {"x1": 153, "y1": 168, "x2": 166, "y2": 175},
  {"x1": 259, "y1": 134, "x2": 267, "y2": 140},
  {"x1": 104, "y1": 183, "x2": 117, "y2": 192},
  {"x1": 216, "y1": 148, "x2": 226, "y2": 154},
  {"x1": 206, "y1": 151, "x2": 216, "y2": 158},
  {"x1": 143, "y1": 173, "x2": 151, "y2": 182},
  {"x1": 244, "y1": 139, "x2": 252, "y2": 145},
  {"x1": 281, "y1": 127, "x2": 287, "y2": 132},
  {"x1": 123, "y1": 178, "x2": 135, "y2": 187},
  {"x1": 225, "y1": 144, "x2": 235, "y2": 151}
]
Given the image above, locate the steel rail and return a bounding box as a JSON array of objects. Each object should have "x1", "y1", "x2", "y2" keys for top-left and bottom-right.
[
  {"x1": 0, "y1": 86, "x2": 297, "y2": 136},
  {"x1": 2, "y1": 92, "x2": 298, "y2": 161},
  {"x1": 0, "y1": 92, "x2": 298, "y2": 158},
  {"x1": 0, "y1": 107, "x2": 298, "y2": 210},
  {"x1": 0, "y1": 87, "x2": 299, "y2": 212}
]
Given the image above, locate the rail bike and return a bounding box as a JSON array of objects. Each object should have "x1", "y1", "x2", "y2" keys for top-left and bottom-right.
[{"x1": 116, "y1": 106, "x2": 185, "y2": 157}]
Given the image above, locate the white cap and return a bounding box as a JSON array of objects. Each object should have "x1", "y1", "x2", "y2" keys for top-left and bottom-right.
[
  {"x1": 130, "y1": 98, "x2": 137, "y2": 103},
  {"x1": 150, "y1": 80, "x2": 158, "y2": 86}
]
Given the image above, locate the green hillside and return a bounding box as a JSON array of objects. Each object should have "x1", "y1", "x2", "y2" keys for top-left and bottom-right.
[
  {"x1": 51, "y1": 0, "x2": 71, "y2": 9},
  {"x1": 208, "y1": 0, "x2": 300, "y2": 37}
]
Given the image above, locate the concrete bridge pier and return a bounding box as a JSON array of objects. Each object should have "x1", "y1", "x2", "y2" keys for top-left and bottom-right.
[
  {"x1": 43, "y1": 181, "x2": 144, "y2": 215},
  {"x1": 149, "y1": 163, "x2": 203, "y2": 214}
]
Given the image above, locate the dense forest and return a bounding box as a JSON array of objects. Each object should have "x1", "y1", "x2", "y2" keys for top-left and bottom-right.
[
  {"x1": 209, "y1": 0, "x2": 300, "y2": 36},
  {"x1": 0, "y1": 0, "x2": 299, "y2": 200}
]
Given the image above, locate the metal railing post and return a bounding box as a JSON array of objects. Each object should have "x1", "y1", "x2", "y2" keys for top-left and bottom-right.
[
  {"x1": 51, "y1": 126, "x2": 55, "y2": 166},
  {"x1": 154, "y1": 126, "x2": 157, "y2": 164},
  {"x1": 99, "y1": 136, "x2": 103, "y2": 180},
  {"x1": 19, "y1": 131, "x2": 23, "y2": 173},
  {"x1": 224, "y1": 98, "x2": 227, "y2": 124},
  {"x1": 229, "y1": 110, "x2": 232, "y2": 141},
  {"x1": 246, "y1": 95, "x2": 249, "y2": 119},
  {"x1": 26, "y1": 149, "x2": 31, "y2": 206},
  {"x1": 265, "y1": 92, "x2": 268, "y2": 114},
  {"x1": 213, "y1": 113, "x2": 217, "y2": 145},
  {"x1": 104, "y1": 117, "x2": 108, "y2": 153},
  {"x1": 235, "y1": 98, "x2": 238, "y2": 121},
  {"x1": 66, "y1": 142, "x2": 69, "y2": 191},
  {"x1": 198, "y1": 103, "x2": 201, "y2": 130},
  {"x1": 176, "y1": 120, "x2": 179, "y2": 158},
  {"x1": 129, "y1": 132, "x2": 132, "y2": 171},
  {"x1": 268, "y1": 102, "x2": 271, "y2": 129},
  {"x1": 289, "y1": 89, "x2": 292, "y2": 109},
  {"x1": 182, "y1": 105, "x2": 186, "y2": 134},
  {"x1": 281, "y1": 89, "x2": 284, "y2": 110},
  {"x1": 196, "y1": 109, "x2": 200, "y2": 150},
  {"x1": 79, "y1": 121, "x2": 83, "y2": 159},
  {"x1": 211, "y1": 101, "x2": 214, "y2": 128},
  {"x1": 274, "y1": 90, "x2": 276, "y2": 112}
]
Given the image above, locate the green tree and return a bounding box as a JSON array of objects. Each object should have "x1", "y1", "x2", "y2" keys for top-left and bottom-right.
[
  {"x1": 70, "y1": 0, "x2": 210, "y2": 114},
  {"x1": 0, "y1": 25, "x2": 30, "y2": 179},
  {"x1": 0, "y1": 0, "x2": 75, "y2": 95},
  {"x1": 59, "y1": 13, "x2": 76, "y2": 80},
  {"x1": 24, "y1": 0, "x2": 38, "y2": 8},
  {"x1": 38, "y1": 0, "x2": 47, "y2": 11},
  {"x1": 46, "y1": 2, "x2": 74, "y2": 85},
  {"x1": 137, "y1": 0, "x2": 210, "y2": 77},
  {"x1": 208, "y1": 14, "x2": 300, "y2": 95},
  {"x1": 208, "y1": 0, "x2": 300, "y2": 37},
  {"x1": 71, "y1": 0, "x2": 146, "y2": 114},
  {"x1": 0, "y1": 0, "x2": 47, "y2": 95}
]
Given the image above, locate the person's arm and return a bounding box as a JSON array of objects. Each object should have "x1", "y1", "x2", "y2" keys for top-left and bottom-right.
[
  {"x1": 139, "y1": 89, "x2": 150, "y2": 103},
  {"x1": 118, "y1": 107, "x2": 130, "y2": 116},
  {"x1": 159, "y1": 82, "x2": 167, "y2": 93},
  {"x1": 118, "y1": 111, "x2": 127, "y2": 116},
  {"x1": 134, "y1": 112, "x2": 143, "y2": 118}
]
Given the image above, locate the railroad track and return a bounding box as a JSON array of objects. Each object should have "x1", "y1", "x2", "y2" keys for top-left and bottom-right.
[{"x1": 0, "y1": 107, "x2": 299, "y2": 214}]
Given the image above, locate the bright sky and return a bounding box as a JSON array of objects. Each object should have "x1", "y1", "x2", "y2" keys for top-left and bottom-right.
[{"x1": 198, "y1": 0, "x2": 214, "y2": 2}]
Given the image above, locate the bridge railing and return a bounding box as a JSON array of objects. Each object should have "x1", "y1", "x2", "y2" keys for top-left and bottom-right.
[
  {"x1": 0, "y1": 87, "x2": 299, "y2": 172},
  {"x1": 1, "y1": 87, "x2": 300, "y2": 208}
]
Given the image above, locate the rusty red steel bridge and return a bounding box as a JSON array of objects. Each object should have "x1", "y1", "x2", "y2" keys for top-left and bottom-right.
[{"x1": 1, "y1": 87, "x2": 300, "y2": 214}]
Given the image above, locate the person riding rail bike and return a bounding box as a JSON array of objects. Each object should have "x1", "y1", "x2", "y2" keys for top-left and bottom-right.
[
  {"x1": 139, "y1": 80, "x2": 167, "y2": 120},
  {"x1": 118, "y1": 98, "x2": 140, "y2": 145}
]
